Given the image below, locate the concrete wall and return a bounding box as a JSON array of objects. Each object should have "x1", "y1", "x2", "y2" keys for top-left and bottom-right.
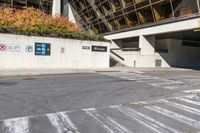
[
  {"x1": 111, "y1": 38, "x2": 200, "y2": 68},
  {"x1": 157, "y1": 39, "x2": 200, "y2": 67},
  {"x1": 0, "y1": 33, "x2": 110, "y2": 69},
  {"x1": 104, "y1": 18, "x2": 200, "y2": 40}
]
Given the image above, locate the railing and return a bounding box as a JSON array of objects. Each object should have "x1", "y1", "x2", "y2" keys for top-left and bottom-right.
[
  {"x1": 110, "y1": 50, "x2": 125, "y2": 61},
  {"x1": 110, "y1": 48, "x2": 141, "y2": 61},
  {"x1": 111, "y1": 48, "x2": 141, "y2": 51}
]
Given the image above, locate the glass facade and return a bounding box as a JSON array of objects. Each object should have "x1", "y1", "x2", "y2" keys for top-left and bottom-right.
[
  {"x1": 0, "y1": 0, "x2": 53, "y2": 14},
  {"x1": 68, "y1": 0, "x2": 200, "y2": 34}
]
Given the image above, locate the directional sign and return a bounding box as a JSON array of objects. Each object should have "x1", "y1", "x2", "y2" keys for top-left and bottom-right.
[
  {"x1": 35, "y1": 43, "x2": 51, "y2": 56},
  {"x1": 0, "y1": 44, "x2": 6, "y2": 51}
]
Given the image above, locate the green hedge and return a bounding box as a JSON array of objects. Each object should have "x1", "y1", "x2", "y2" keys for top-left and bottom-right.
[{"x1": 0, "y1": 7, "x2": 109, "y2": 42}]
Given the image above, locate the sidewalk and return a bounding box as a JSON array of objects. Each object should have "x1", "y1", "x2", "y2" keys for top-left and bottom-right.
[{"x1": 0, "y1": 67, "x2": 193, "y2": 78}]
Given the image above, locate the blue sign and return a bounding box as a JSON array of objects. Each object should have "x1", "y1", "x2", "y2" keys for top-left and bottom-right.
[{"x1": 35, "y1": 43, "x2": 51, "y2": 56}]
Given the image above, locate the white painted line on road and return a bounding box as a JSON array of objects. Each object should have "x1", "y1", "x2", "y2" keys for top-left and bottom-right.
[
  {"x1": 113, "y1": 106, "x2": 179, "y2": 133},
  {"x1": 111, "y1": 106, "x2": 163, "y2": 133},
  {"x1": 3, "y1": 117, "x2": 29, "y2": 133},
  {"x1": 131, "y1": 71, "x2": 144, "y2": 74},
  {"x1": 58, "y1": 112, "x2": 80, "y2": 133},
  {"x1": 83, "y1": 108, "x2": 115, "y2": 133},
  {"x1": 123, "y1": 106, "x2": 179, "y2": 133},
  {"x1": 106, "y1": 117, "x2": 132, "y2": 133},
  {"x1": 178, "y1": 97, "x2": 200, "y2": 107},
  {"x1": 146, "y1": 106, "x2": 200, "y2": 129},
  {"x1": 161, "y1": 99, "x2": 200, "y2": 116},
  {"x1": 183, "y1": 89, "x2": 200, "y2": 93},
  {"x1": 84, "y1": 108, "x2": 131, "y2": 133},
  {"x1": 46, "y1": 113, "x2": 73, "y2": 133},
  {"x1": 150, "y1": 81, "x2": 184, "y2": 87}
]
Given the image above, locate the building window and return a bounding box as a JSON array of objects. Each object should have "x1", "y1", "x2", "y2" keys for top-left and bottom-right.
[
  {"x1": 152, "y1": 0, "x2": 173, "y2": 21},
  {"x1": 172, "y1": 0, "x2": 198, "y2": 17}
]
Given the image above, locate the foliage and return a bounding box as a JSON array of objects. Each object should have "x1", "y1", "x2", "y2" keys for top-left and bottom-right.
[{"x1": 0, "y1": 7, "x2": 108, "y2": 42}]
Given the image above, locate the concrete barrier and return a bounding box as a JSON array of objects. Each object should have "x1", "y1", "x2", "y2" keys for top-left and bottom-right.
[{"x1": 0, "y1": 33, "x2": 110, "y2": 69}]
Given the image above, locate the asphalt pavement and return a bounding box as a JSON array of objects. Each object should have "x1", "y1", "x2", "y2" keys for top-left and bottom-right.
[{"x1": 0, "y1": 69, "x2": 200, "y2": 133}]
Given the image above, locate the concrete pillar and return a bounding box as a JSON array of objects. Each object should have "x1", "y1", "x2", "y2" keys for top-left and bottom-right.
[
  {"x1": 52, "y1": 0, "x2": 61, "y2": 17},
  {"x1": 58, "y1": 0, "x2": 76, "y2": 22},
  {"x1": 67, "y1": 2, "x2": 76, "y2": 22},
  {"x1": 139, "y1": 35, "x2": 155, "y2": 55}
]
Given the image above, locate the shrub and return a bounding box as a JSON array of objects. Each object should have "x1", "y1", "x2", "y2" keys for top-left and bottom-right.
[{"x1": 0, "y1": 7, "x2": 109, "y2": 42}]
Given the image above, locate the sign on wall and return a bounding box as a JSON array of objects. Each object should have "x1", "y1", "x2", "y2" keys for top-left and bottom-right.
[
  {"x1": 7, "y1": 44, "x2": 20, "y2": 52},
  {"x1": 26, "y1": 45, "x2": 33, "y2": 53},
  {"x1": 82, "y1": 46, "x2": 90, "y2": 50},
  {"x1": 35, "y1": 43, "x2": 51, "y2": 56},
  {"x1": 92, "y1": 46, "x2": 107, "y2": 52},
  {"x1": 60, "y1": 47, "x2": 65, "y2": 54},
  {"x1": 0, "y1": 44, "x2": 6, "y2": 51}
]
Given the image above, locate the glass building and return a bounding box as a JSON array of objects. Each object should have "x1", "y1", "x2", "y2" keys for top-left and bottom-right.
[
  {"x1": 0, "y1": 0, "x2": 53, "y2": 14},
  {"x1": 0, "y1": 0, "x2": 199, "y2": 35},
  {"x1": 67, "y1": 0, "x2": 200, "y2": 34}
]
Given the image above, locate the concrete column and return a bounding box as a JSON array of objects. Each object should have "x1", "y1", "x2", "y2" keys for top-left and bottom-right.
[
  {"x1": 58, "y1": 0, "x2": 76, "y2": 22},
  {"x1": 67, "y1": 2, "x2": 76, "y2": 22},
  {"x1": 139, "y1": 35, "x2": 155, "y2": 55},
  {"x1": 52, "y1": 0, "x2": 61, "y2": 17}
]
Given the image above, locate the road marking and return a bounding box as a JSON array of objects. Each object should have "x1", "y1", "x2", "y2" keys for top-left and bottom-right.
[
  {"x1": 111, "y1": 106, "x2": 164, "y2": 133},
  {"x1": 46, "y1": 113, "x2": 74, "y2": 133},
  {"x1": 161, "y1": 99, "x2": 200, "y2": 116},
  {"x1": 124, "y1": 106, "x2": 179, "y2": 133},
  {"x1": 146, "y1": 106, "x2": 200, "y2": 129},
  {"x1": 150, "y1": 81, "x2": 184, "y2": 86},
  {"x1": 84, "y1": 108, "x2": 131, "y2": 133},
  {"x1": 178, "y1": 97, "x2": 200, "y2": 107},
  {"x1": 84, "y1": 108, "x2": 115, "y2": 133},
  {"x1": 183, "y1": 89, "x2": 200, "y2": 93},
  {"x1": 112, "y1": 106, "x2": 179, "y2": 133},
  {"x1": 3, "y1": 117, "x2": 29, "y2": 133},
  {"x1": 106, "y1": 117, "x2": 132, "y2": 133},
  {"x1": 58, "y1": 112, "x2": 80, "y2": 133}
]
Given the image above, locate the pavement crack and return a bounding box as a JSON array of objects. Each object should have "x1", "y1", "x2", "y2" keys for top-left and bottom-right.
[{"x1": 44, "y1": 95, "x2": 76, "y2": 133}]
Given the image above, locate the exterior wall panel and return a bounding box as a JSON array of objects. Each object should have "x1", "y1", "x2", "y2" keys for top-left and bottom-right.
[{"x1": 67, "y1": 0, "x2": 200, "y2": 35}]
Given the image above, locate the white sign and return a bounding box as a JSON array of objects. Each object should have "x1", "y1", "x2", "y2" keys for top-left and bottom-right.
[
  {"x1": 7, "y1": 44, "x2": 20, "y2": 52},
  {"x1": 26, "y1": 45, "x2": 33, "y2": 53},
  {"x1": 0, "y1": 44, "x2": 6, "y2": 51}
]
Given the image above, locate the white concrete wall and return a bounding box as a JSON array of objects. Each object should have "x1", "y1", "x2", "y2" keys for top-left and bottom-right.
[
  {"x1": 160, "y1": 39, "x2": 200, "y2": 67},
  {"x1": 0, "y1": 33, "x2": 110, "y2": 69},
  {"x1": 111, "y1": 38, "x2": 200, "y2": 68}
]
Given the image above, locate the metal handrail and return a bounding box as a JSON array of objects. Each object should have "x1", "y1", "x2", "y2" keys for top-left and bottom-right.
[
  {"x1": 110, "y1": 50, "x2": 125, "y2": 61},
  {"x1": 111, "y1": 48, "x2": 141, "y2": 51}
]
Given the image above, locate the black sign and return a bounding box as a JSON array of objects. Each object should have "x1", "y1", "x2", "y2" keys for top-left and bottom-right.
[
  {"x1": 92, "y1": 46, "x2": 107, "y2": 52},
  {"x1": 35, "y1": 43, "x2": 51, "y2": 56}
]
